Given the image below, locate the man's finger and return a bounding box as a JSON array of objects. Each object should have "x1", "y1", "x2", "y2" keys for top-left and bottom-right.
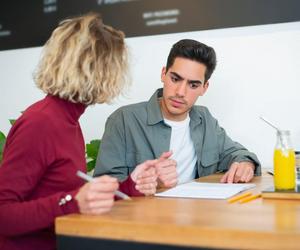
[
  {"x1": 143, "y1": 159, "x2": 159, "y2": 168},
  {"x1": 158, "y1": 151, "x2": 172, "y2": 161},
  {"x1": 157, "y1": 166, "x2": 176, "y2": 176},
  {"x1": 136, "y1": 182, "x2": 156, "y2": 190},
  {"x1": 220, "y1": 171, "x2": 229, "y2": 183},
  {"x1": 136, "y1": 175, "x2": 157, "y2": 185},
  {"x1": 239, "y1": 166, "x2": 251, "y2": 182},
  {"x1": 233, "y1": 164, "x2": 245, "y2": 183},
  {"x1": 137, "y1": 168, "x2": 156, "y2": 178},
  {"x1": 164, "y1": 178, "x2": 178, "y2": 188},
  {"x1": 245, "y1": 168, "x2": 254, "y2": 182},
  {"x1": 156, "y1": 159, "x2": 176, "y2": 169},
  {"x1": 158, "y1": 169, "x2": 177, "y2": 181},
  {"x1": 227, "y1": 163, "x2": 239, "y2": 183},
  {"x1": 158, "y1": 171, "x2": 178, "y2": 188}
]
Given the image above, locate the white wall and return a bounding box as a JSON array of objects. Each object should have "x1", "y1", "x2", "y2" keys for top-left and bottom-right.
[{"x1": 1, "y1": 21, "x2": 300, "y2": 168}]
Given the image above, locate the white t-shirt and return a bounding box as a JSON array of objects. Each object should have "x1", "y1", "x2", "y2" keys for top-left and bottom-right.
[{"x1": 164, "y1": 115, "x2": 197, "y2": 184}]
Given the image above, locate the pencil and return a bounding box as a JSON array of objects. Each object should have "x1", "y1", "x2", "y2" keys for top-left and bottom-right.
[
  {"x1": 227, "y1": 192, "x2": 252, "y2": 203},
  {"x1": 76, "y1": 170, "x2": 131, "y2": 200},
  {"x1": 239, "y1": 194, "x2": 262, "y2": 204}
]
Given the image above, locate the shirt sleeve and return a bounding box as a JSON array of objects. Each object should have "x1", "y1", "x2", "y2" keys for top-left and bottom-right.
[
  {"x1": 217, "y1": 123, "x2": 261, "y2": 175},
  {"x1": 94, "y1": 109, "x2": 129, "y2": 181},
  {"x1": 202, "y1": 107, "x2": 261, "y2": 175},
  {"x1": 0, "y1": 115, "x2": 80, "y2": 236}
]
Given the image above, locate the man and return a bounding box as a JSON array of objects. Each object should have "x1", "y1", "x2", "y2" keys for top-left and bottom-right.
[{"x1": 94, "y1": 39, "x2": 261, "y2": 188}]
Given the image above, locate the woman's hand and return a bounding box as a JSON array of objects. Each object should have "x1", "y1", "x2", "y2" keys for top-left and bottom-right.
[{"x1": 75, "y1": 175, "x2": 119, "y2": 215}]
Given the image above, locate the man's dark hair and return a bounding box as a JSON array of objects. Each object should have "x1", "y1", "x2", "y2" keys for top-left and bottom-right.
[{"x1": 166, "y1": 39, "x2": 217, "y2": 82}]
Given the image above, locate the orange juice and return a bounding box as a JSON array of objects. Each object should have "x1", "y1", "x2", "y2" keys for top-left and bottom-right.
[{"x1": 274, "y1": 149, "x2": 295, "y2": 190}]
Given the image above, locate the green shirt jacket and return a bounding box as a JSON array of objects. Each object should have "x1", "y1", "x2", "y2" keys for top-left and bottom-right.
[{"x1": 94, "y1": 88, "x2": 261, "y2": 181}]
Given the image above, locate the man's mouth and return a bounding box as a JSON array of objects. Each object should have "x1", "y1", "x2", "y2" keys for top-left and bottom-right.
[{"x1": 170, "y1": 98, "x2": 186, "y2": 107}]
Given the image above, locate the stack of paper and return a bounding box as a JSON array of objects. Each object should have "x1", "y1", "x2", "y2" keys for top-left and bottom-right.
[{"x1": 155, "y1": 182, "x2": 256, "y2": 199}]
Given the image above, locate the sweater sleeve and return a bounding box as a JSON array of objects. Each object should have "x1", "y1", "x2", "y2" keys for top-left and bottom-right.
[
  {"x1": 0, "y1": 115, "x2": 80, "y2": 236},
  {"x1": 118, "y1": 175, "x2": 143, "y2": 197}
]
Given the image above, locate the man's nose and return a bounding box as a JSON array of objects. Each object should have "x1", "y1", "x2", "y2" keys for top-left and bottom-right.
[{"x1": 175, "y1": 82, "x2": 187, "y2": 97}]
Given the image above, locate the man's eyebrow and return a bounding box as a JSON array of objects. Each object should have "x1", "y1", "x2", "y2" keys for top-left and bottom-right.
[
  {"x1": 170, "y1": 71, "x2": 203, "y2": 84},
  {"x1": 188, "y1": 79, "x2": 203, "y2": 85},
  {"x1": 170, "y1": 71, "x2": 183, "y2": 80}
]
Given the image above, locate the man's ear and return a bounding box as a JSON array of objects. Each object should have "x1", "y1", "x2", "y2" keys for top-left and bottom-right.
[
  {"x1": 161, "y1": 67, "x2": 167, "y2": 83},
  {"x1": 199, "y1": 81, "x2": 209, "y2": 96}
]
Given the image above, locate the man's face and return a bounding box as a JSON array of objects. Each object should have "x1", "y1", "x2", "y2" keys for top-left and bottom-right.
[{"x1": 160, "y1": 57, "x2": 209, "y2": 121}]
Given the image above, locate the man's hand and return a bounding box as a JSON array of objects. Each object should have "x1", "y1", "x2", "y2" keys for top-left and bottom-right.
[
  {"x1": 75, "y1": 175, "x2": 119, "y2": 215},
  {"x1": 156, "y1": 151, "x2": 178, "y2": 188},
  {"x1": 131, "y1": 160, "x2": 158, "y2": 196},
  {"x1": 220, "y1": 162, "x2": 255, "y2": 183}
]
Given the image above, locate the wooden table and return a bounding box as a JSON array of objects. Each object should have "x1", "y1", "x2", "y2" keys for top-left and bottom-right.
[{"x1": 55, "y1": 173, "x2": 300, "y2": 250}]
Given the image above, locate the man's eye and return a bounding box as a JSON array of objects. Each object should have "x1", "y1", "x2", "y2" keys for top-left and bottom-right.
[
  {"x1": 171, "y1": 76, "x2": 179, "y2": 82},
  {"x1": 189, "y1": 83, "x2": 199, "y2": 89}
]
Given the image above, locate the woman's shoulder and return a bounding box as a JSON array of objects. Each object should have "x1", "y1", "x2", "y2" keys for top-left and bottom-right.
[{"x1": 9, "y1": 100, "x2": 56, "y2": 139}]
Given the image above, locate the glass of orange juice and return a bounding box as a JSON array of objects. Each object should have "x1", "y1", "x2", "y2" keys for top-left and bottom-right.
[{"x1": 274, "y1": 130, "x2": 295, "y2": 190}]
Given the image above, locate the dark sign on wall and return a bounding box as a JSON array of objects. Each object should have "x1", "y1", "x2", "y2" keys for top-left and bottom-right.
[{"x1": 0, "y1": 0, "x2": 300, "y2": 51}]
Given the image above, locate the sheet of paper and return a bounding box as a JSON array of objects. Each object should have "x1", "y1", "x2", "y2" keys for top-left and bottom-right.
[{"x1": 155, "y1": 182, "x2": 256, "y2": 199}]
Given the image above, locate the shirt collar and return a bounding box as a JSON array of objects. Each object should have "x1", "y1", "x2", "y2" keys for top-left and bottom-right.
[
  {"x1": 189, "y1": 106, "x2": 203, "y2": 125},
  {"x1": 147, "y1": 88, "x2": 164, "y2": 125}
]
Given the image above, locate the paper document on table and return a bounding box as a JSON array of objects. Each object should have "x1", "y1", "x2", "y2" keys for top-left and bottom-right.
[{"x1": 155, "y1": 182, "x2": 256, "y2": 199}]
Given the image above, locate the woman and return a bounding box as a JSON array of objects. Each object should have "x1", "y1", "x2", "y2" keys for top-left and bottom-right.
[{"x1": 0, "y1": 13, "x2": 157, "y2": 250}]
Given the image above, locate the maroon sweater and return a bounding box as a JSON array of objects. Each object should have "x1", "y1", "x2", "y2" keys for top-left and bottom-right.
[{"x1": 0, "y1": 95, "x2": 141, "y2": 250}]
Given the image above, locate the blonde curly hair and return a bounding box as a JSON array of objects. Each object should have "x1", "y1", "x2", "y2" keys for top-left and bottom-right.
[{"x1": 34, "y1": 12, "x2": 129, "y2": 105}]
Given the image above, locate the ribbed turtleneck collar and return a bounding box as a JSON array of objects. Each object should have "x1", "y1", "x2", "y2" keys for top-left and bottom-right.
[{"x1": 45, "y1": 95, "x2": 86, "y2": 123}]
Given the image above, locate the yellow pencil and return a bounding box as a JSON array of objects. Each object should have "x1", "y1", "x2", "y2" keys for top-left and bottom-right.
[
  {"x1": 227, "y1": 192, "x2": 252, "y2": 203},
  {"x1": 239, "y1": 194, "x2": 262, "y2": 204}
]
